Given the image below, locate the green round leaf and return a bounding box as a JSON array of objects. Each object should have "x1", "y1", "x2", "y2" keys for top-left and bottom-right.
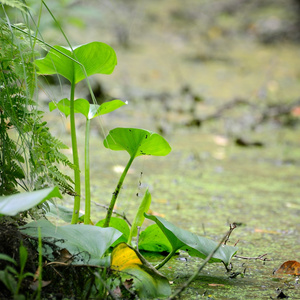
[
  {"x1": 35, "y1": 42, "x2": 117, "y2": 84},
  {"x1": 103, "y1": 128, "x2": 171, "y2": 158}
]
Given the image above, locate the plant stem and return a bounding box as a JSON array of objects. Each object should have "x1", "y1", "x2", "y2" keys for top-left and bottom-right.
[
  {"x1": 37, "y1": 227, "x2": 43, "y2": 299},
  {"x1": 70, "y1": 76, "x2": 81, "y2": 224},
  {"x1": 103, "y1": 154, "x2": 135, "y2": 227},
  {"x1": 155, "y1": 248, "x2": 178, "y2": 270},
  {"x1": 84, "y1": 119, "x2": 91, "y2": 225}
]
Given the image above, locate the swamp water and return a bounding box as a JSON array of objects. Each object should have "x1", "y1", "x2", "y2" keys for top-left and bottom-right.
[{"x1": 48, "y1": 116, "x2": 299, "y2": 299}]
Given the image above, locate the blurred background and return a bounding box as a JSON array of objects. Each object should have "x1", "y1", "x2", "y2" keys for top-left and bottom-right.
[{"x1": 23, "y1": 0, "x2": 300, "y2": 136}]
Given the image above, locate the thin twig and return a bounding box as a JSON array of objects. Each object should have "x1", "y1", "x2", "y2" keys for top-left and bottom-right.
[
  {"x1": 92, "y1": 201, "x2": 132, "y2": 226},
  {"x1": 234, "y1": 253, "x2": 270, "y2": 261},
  {"x1": 224, "y1": 223, "x2": 237, "y2": 245}
]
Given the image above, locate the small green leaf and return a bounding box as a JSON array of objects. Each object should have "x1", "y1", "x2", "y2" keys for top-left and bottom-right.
[
  {"x1": 55, "y1": 98, "x2": 72, "y2": 117},
  {"x1": 74, "y1": 98, "x2": 90, "y2": 118},
  {"x1": 51, "y1": 98, "x2": 125, "y2": 120},
  {"x1": 19, "y1": 244, "x2": 28, "y2": 273},
  {"x1": 49, "y1": 102, "x2": 57, "y2": 112},
  {"x1": 21, "y1": 219, "x2": 122, "y2": 265},
  {"x1": 103, "y1": 128, "x2": 171, "y2": 158},
  {"x1": 128, "y1": 189, "x2": 152, "y2": 244},
  {"x1": 0, "y1": 254, "x2": 17, "y2": 265},
  {"x1": 0, "y1": 187, "x2": 62, "y2": 216},
  {"x1": 35, "y1": 42, "x2": 117, "y2": 84},
  {"x1": 138, "y1": 224, "x2": 173, "y2": 253},
  {"x1": 145, "y1": 214, "x2": 238, "y2": 266},
  {"x1": 0, "y1": 269, "x2": 17, "y2": 292}
]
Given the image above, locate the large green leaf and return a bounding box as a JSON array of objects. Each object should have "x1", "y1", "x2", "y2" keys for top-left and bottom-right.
[
  {"x1": 138, "y1": 224, "x2": 173, "y2": 253},
  {"x1": 145, "y1": 214, "x2": 238, "y2": 266},
  {"x1": 103, "y1": 128, "x2": 171, "y2": 158},
  {"x1": 0, "y1": 187, "x2": 62, "y2": 216},
  {"x1": 49, "y1": 98, "x2": 125, "y2": 119},
  {"x1": 21, "y1": 219, "x2": 122, "y2": 265},
  {"x1": 35, "y1": 42, "x2": 117, "y2": 84},
  {"x1": 111, "y1": 243, "x2": 171, "y2": 299}
]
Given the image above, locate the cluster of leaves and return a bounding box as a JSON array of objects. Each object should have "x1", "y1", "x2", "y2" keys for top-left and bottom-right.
[{"x1": 0, "y1": 21, "x2": 74, "y2": 195}]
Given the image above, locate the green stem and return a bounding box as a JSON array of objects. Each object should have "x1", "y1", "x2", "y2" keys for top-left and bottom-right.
[
  {"x1": 103, "y1": 154, "x2": 135, "y2": 228},
  {"x1": 155, "y1": 248, "x2": 178, "y2": 270},
  {"x1": 70, "y1": 77, "x2": 81, "y2": 224},
  {"x1": 37, "y1": 227, "x2": 43, "y2": 299},
  {"x1": 84, "y1": 119, "x2": 91, "y2": 225}
]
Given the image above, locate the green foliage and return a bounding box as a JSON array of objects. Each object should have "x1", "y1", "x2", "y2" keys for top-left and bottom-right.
[
  {"x1": 0, "y1": 22, "x2": 74, "y2": 195},
  {"x1": 102, "y1": 128, "x2": 172, "y2": 228},
  {"x1": 35, "y1": 42, "x2": 117, "y2": 84},
  {"x1": 139, "y1": 224, "x2": 173, "y2": 253},
  {"x1": 35, "y1": 41, "x2": 119, "y2": 224},
  {"x1": 128, "y1": 188, "x2": 152, "y2": 244},
  {"x1": 0, "y1": 244, "x2": 34, "y2": 299},
  {"x1": 145, "y1": 214, "x2": 238, "y2": 269},
  {"x1": 49, "y1": 98, "x2": 126, "y2": 119},
  {"x1": 0, "y1": 0, "x2": 28, "y2": 12}
]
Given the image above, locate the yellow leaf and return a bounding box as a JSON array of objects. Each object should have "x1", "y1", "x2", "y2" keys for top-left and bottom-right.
[{"x1": 111, "y1": 243, "x2": 142, "y2": 271}]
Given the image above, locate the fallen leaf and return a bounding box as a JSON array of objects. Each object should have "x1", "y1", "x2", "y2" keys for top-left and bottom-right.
[{"x1": 275, "y1": 260, "x2": 300, "y2": 276}]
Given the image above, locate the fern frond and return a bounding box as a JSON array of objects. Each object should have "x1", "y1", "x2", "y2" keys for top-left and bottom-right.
[{"x1": 0, "y1": 0, "x2": 29, "y2": 13}]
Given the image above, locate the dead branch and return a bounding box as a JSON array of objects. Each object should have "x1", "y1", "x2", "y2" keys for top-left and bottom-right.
[{"x1": 224, "y1": 223, "x2": 237, "y2": 245}]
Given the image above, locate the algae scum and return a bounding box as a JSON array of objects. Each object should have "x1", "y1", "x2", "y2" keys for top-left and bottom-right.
[{"x1": 43, "y1": 1, "x2": 300, "y2": 298}]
